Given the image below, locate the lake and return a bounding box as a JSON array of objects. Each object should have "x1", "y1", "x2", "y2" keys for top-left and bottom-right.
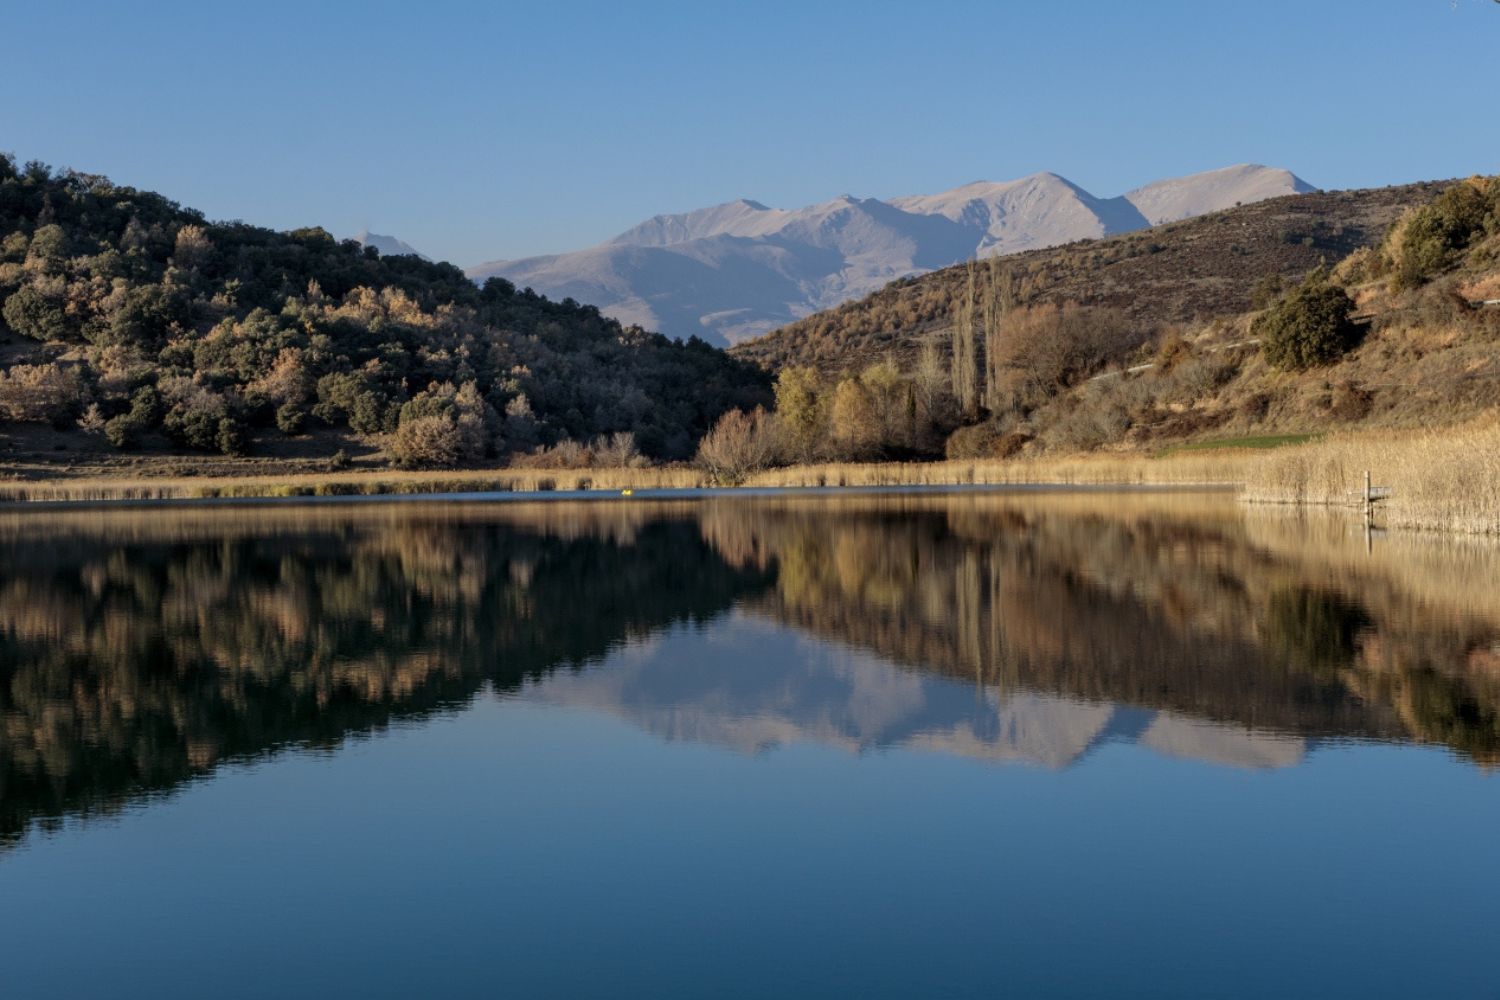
[{"x1": 2, "y1": 491, "x2": 1498, "y2": 999}]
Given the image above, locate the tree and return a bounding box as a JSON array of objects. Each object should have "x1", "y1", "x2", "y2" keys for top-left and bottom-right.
[
  {"x1": 950, "y1": 260, "x2": 980, "y2": 418},
  {"x1": 991, "y1": 302, "x2": 1140, "y2": 404},
  {"x1": 3, "y1": 286, "x2": 68, "y2": 341},
  {"x1": 1255, "y1": 272, "x2": 1359, "y2": 370},
  {"x1": 171, "y1": 225, "x2": 213, "y2": 271},
  {"x1": 593, "y1": 431, "x2": 642, "y2": 468},
  {"x1": 696, "y1": 407, "x2": 774, "y2": 484},
  {"x1": 829, "y1": 377, "x2": 880, "y2": 459},
  {"x1": 772, "y1": 366, "x2": 827, "y2": 463}
]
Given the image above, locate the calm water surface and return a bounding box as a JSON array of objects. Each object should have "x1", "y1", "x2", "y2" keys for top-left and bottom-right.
[{"x1": 1, "y1": 493, "x2": 1498, "y2": 999}]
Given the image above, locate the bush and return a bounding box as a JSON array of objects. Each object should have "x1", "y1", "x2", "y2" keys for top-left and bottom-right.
[
  {"x1": 390, "y1": 414, "x2": 461, "y2": 467},
  {"x1": 592, "y1": 431, "x2": 643, "y2": 468},
  {"x1": 3, "y1": 286, "x2": 69, "y2": 341},
  {"x1": 944, "y1": 422, "x2": 1029, "y2": 460},
  {"x1": 104, "y1": 414, "x2": 139, "y2": 449},
  {"x1": 1388, "y1": 177, "x2": 1500, "y2": 288},
  {"x1": 163, "y1": 388, "x2": 231, "y2": 451},
  {"x1": 1250, "y1": 274, "x2": 1285, "y2": 310},
  {"x1": 1255, "y1": 273, "x2": 1359, "y2": 371},
  {"x1": 216, "y1": 417, "x2": 246, "y2": 456},
  {"x1": 275, "y1": 401, "x2": 305, "y2": 435},
  {"x1": 0, "y1": 363, "x2": 85, "y2": 424},
  {"x1": 1329, "y1": 381, "x2": 1373, "y2": 421}
]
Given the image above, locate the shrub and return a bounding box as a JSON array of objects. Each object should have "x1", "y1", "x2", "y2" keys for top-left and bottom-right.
[
  {"x1": 104, "y1": 415, "x2": 138, "y2": 449},
  {"x1": 592, "y1": 431, "x2": 643, "y2": 468},
  {"x1": 163, "y1": 387, "x2": 231, "y2": 451},
  {"x1": 390, "y1": 414, "x2": 461, "y2": 467},
  {"x1": 1388, "y1": 177, "x2": 1500, "y2": 289},
  {"x1": 1250, "y1": 274, "x2": 1285, "y2": 310},
  {"x1": 944, "y1": 422, "x2": 1030, "y2": 460},
  {"x1": 1240, "y1": 391, "x2": 1273, "y2": 423},
  {"x1": 0, "y1": 362, "x2": 85, "y2": 424},
  {"x1": 216, "y1": 417, "x2": 246, "y2": 456},
  {"x1": 1329, "y1": 381, "x2": 1373, "y2": 421},
  {"x1": 275, "y1": 401, "x2": 305, "y2": 435},
  {"x1": 77, "y1": 402, "x2": 107, "y2": 435},
  {"x1": 2, "y1": 286, "x2": 69, "y2": 341},
  {"x1": 1255, "y1": 273, "x2": 1359, "y2": 370},
  {"x1": 102, "y1": 386, "x2": 161, "y2": 449}
]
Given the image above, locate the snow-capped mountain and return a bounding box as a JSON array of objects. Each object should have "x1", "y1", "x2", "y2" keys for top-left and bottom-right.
[{"x1": 468, "y1": 165, "x2": 1312, "y2": 345}]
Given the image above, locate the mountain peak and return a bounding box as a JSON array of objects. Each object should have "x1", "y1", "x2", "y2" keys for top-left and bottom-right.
[
  {"x1": 469, "y1": 164, "x2": 1313, "y2": 346},
  {"x1": 1125, "y1": 164, "x2": 1315, "y2": 224}
]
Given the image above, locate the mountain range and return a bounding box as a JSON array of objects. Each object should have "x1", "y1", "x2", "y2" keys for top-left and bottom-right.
[{"x1": 465, "y1": 164, "x2": 1314, "y2": 345}]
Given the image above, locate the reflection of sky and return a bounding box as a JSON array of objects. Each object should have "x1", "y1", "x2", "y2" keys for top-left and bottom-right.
[
  {"x1": 3, "y1": 617, "x2": 1496, "y2": 1000},
  {"x1": 517, "y1": 613, "x2": 1306, "y2": 771}
]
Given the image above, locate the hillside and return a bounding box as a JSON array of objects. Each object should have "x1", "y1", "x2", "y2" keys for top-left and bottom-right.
[
  {"x1": 0, "y1": 153, "x2": 770, "y2": 475},
  {"x1": 468, "y1": 165, "x2": 1309, "y2": 346},
  {"x1": 732, "y1": 181, "x2": 1442, "y2": 375}
]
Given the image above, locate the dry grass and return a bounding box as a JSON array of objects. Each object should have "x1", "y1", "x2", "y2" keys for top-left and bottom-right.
[
  {"x1": 5, "y1": 417, "x2": 1499, "y2": 536},
  {"x1": 1239, "y1": 413, "x2": 1500, "y2": 534},
  {"x1": 0, "y1": 464, "x2": 710, "y2": 503},
  {"x1": 742, "y1": 451, "x2": 1251, "y2": 490}
]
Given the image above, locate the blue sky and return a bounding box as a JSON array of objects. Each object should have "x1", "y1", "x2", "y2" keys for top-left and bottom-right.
[{"x1": 4, "y1": 0, "x2": 1496, "y2": 266}]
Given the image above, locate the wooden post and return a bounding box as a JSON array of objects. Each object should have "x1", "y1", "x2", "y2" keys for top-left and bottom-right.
[{"x1": 1364, "y1": 470, "x2": 1371, "y2": 514}]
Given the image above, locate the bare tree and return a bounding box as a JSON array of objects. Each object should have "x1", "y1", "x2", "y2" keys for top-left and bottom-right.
[{"x1": 696, "y1": 407, "x2": 775, "y2": 483}]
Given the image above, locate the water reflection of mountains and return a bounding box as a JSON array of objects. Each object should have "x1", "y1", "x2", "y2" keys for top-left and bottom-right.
[{"x1": 3, "y1": 497, "x2": 1498, "y2": 844}]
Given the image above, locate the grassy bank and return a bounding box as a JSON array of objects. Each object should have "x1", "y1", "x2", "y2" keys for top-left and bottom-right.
[
  {"x1": 0, "y1": 465, "x2": 710, "y2": 503},
  {"x1": 4, "y1": 416, "x2": 1497, "y2": 535},
  {"x1": 743, "y1": 416, "x2": 1500, "y2": 534}
]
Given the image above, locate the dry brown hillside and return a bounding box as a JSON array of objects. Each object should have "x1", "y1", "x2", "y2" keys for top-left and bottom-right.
[{"x1": 732, "y1": 181, "x2": 1445, "y2": 375}]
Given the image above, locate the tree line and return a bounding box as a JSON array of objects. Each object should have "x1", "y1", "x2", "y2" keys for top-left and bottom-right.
[{"x1": 0, "y1": 153, "x2": 771, "y2": 463}]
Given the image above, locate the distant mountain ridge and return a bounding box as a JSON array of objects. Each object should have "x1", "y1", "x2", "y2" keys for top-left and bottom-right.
[
  {"x1": 468, "y1": 165, "x2": 1313, "y2": 345},
  {"x1": 350, "y1": 229, "x2": 429, "y2": 260}
]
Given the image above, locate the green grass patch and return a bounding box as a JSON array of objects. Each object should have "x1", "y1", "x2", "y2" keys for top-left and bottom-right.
[{"x1": 1156, "y1": 433, "x2": 1321, "y2": 456}]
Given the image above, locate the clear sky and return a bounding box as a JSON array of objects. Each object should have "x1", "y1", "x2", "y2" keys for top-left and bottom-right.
[{"x1": 4, "y1": 0, "x2": 1496, "y2": 266}]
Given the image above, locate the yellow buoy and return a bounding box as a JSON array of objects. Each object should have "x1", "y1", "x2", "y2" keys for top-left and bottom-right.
[{"x1": 621, "y1": 489, "x2": 634, "y2": 497}]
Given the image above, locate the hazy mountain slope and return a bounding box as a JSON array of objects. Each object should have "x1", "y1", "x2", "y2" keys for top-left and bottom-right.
[
  {"x1": 469, "y1": 165, "x2": 1311, "y2": 346},
  {"x1": 731, "y1": 181, "x2": 1441, "y2": 375},
  {"x1": 351, "y1": 229, "x2": 429, "y2": 260},
  {"x1": 1125, "y1": 164, "x2": 1317, "y2": 224},
  {"x1": 889, "y1": 172, "x2": 1150, "y2": 253},
  {"x1": 605, "y1": 198, "x2": 792, "y2": 246}
]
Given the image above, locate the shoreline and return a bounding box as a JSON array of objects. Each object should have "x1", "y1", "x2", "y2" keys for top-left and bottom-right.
[
  {"x1": 0, "y1": 480, "x2": 1240, "y2": 512},
  {"x1": 2, "y1": 413, "x2": 1496, "y2": 534}
]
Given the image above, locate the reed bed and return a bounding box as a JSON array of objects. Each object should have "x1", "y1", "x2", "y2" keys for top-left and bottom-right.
[
  {"x1": 1238, "y1": 413, "x2": 1500, "y2": 534},
  {"x1": 0, "y1": 464, "x2": 710, "y2": 504},
  {"x1": 4, "y1": 416, "x2": 1498, "y2": 535}
]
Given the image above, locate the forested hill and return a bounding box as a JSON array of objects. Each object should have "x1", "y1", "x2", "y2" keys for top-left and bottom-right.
[
  {"x1": 0, "y1": 154, "x2": 770, "y2": 463},
  {"x1": 730, "y1": 182, "x2": 1443, "y2": 375}
]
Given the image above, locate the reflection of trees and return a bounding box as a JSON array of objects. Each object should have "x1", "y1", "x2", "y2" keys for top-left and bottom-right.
[
  {"x1": 5, "y1": 497, "x2": 1499, "y2": 847},
  {"x1": 0, "y1": 510, "x2": 768, "y2": 845},
  {"x1": 700, "y1": 498, "x2": 1500, "y2": 764}
]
